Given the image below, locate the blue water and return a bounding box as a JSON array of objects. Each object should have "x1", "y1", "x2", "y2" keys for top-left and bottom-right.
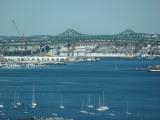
[{"x1": 0, "y1": 58, "x2": 160, "y2": 120}]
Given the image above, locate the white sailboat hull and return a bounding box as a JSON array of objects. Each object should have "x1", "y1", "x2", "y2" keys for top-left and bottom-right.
[
  {"x1": 32, "y1": 102, "x2": 37, "y2": 109},
  {"x1": 24, "y1": 111, "x2": 29, "y2": 114},
  {"x1": 59, "y1": 105, "x2": 64, "y2": 109},
  {"x1": 52, "y1": 113, "x2": 58, "y2": 116},
  {"x1": 80, "y1": 110, "x2": 89, "y2": 114},
  {"x1": 126, "y1": 111, "x2": 132, "y2": 115},
  {"x1": 13, "y1": 105, "x2": 18, "y2": 109},
  {"x1": 87, "y1": 105, "x2": 94, "y2": 108},
  {"x1": 149, "y1": 69, "x2": 160, "y2": 72},
  {"x1": 0, "y1": 104, "x2": 4, "y2": 108},
  {"x1": 97, "y1": 106, "x2": 109, "y2": 111},
  {"x1": 16, "y1": 102, "x2": 21, "y2": 106}
]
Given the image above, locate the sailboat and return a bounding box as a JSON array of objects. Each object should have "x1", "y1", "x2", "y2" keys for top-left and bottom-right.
[
  {"x1": 24, "y1": 106, "x2": 29, "y2": 114},
  {"x1": 51, "y1": 113, "x2": 58, "y2": 116},
  {"x1": 96, "y1": 91, "x2": 109, "y2": 111},
  {"x1": 16, "y1": 95, "x2": 22, "y2": 106},
  {"x1": 80, "y1": 100, "x2": 88, "y2": 114},
  {"x1": 13, "y1": 92, "x2": 18, "y2": 109},
  {"x1": 0, "y1": 94, "x2": 4, "y2": 108},
  {"x1": 59, "y1": 95, "x2": 64, "y2": 109},
  {"x1": 126, "y1": 101, "x2": 132, "y2": 115},
  {"x1": 87, "y1": 95, "x2": 94, "y2": 108},
  {"x1": 0, "y1": 112, "x2": 6, "y2": 116},
  {"x1": 31, "y1": 85, "x2": 37, "y2": 109}
]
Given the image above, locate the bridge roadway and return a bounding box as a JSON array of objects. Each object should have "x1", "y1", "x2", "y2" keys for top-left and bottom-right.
[
  {"x1": 0, "y1": 38, "x2": 147, "y2": 47},
  {"x1": 0, "y1": 38, "x2": 158, "y2": 56}
]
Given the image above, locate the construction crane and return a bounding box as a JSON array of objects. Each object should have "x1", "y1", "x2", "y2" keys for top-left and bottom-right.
[
  {"x1": 12, "y1": 19, "x2": 25, "y2": 56},
  {"x1": 12, "y1": 19, "x2": 21, "y2": 37}
]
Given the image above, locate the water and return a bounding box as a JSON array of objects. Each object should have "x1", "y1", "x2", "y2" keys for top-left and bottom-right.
[{"x1": 0, "y1": 58, "x2": 160, "y2": 120}]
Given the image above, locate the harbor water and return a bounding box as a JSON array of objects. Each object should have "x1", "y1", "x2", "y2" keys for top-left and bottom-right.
[{"x1": 0, "y1": 58, "x2": 160, "y2": 120}]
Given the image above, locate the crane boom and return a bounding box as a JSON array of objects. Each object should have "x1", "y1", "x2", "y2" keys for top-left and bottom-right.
[
  {"x1": 12, "y1": 19, "x2": 25, "y2": 56},
  {"x1": 12, "y1": 19, "x2": 21, "y2": 37}
]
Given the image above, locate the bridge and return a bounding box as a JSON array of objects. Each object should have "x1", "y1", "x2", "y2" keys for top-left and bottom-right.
[{"x1": 0, "y1": 29, "x2": 159, "y2": 56}]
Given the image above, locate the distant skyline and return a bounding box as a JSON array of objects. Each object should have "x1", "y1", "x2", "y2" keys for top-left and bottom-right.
[{"x1": 0, "y1": 0, "x2": 160, "y2": 36}]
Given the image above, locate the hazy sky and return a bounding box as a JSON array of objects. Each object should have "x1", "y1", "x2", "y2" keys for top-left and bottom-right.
[{"x1": 0, "y1": 0, "x2": 160, "y2": 36}]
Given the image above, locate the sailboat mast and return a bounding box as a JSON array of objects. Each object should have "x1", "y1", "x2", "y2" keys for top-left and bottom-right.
[
  {"x1": 88, "y1": 95, "x2": 90, "y2": 106},
  {"x1": 102, "y1": 91, "x2": 104, "y2": 106},
  {"x1": 31, "y1": 85, "x2": 37, "y2": 109},
  {"x1": 13, "y1": 92, "x2": 15, "y2": 104},
  {"x1": 60, "y1": 95, "x2": 63, "y2": 105},
  {"x1": 17, "y1": 96, "x2": 19, "y2": 101},
  {"x1": 32, "y1": 85, "x2": 35, "y2": 101},
  {"x1": 81, "y1": 99, "x2": 84, "y2": 110},
  {"x1": 98, "y1": 96, "x2": 101, "y2": 107},
  {"x1": 126, "y1": 101, "x2": 128, "y2": 112}
]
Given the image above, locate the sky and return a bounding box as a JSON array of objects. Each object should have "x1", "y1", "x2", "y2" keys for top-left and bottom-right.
[{"x1": 0, "y1": 0, "x2": 160, "y2": 36}]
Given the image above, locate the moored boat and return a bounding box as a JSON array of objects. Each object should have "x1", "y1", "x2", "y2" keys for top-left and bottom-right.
[
  {"x1": 59, "y1": 95, "x2": 64, "y2": 109},
  {"x1": 96, "y1": 91, "x2": 109, "y2": 111},
  {"x1": 148, "y1": 65, "x2": 160, "y2": 72},
  {"x1": 31, "y1": 85, "x2": 37, "y2": 109},
  {"x1": 87, "y1": 95, "x2": 94, "y2": 108}
]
